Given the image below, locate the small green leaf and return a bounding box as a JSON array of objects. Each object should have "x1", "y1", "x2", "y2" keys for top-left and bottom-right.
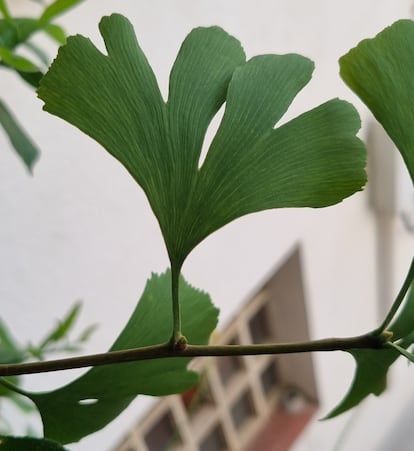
[
  {"x1": 325, "y1": 284, "x2": 414, "y2": 418},
  {"x1": 39, "y1": 0, "x2": 84, "y2": 25},
  {"x1": 0, "y1": 324, "x2": 24, "y2": 407},
  {"x1": 0, "y1": 320, "x2": 24, "y2": 365},
  {"x1": 38, "y1": 14, "x2": 366, "y2": 268},
  {"x1": 0, "y1": 378, "x2": 18, "y2": 398},
  {"x1": 20, "y1": 271, "x2": 218, "y2": 444},
  {"x1": 0, "y1": 47, "x2": 39, "y2": 72},
  {"x1": 77, "y1": 324, "x2": 97, "y2": 343},
  {"x1": 39, "y1": 302, "x2": 81, "y2": 348},
  {"x1": 42, "y1": 23, "x2": 66, "y2": 45},
  {"x1": 0, "y1": 436, "x2": 68, "y2": 450},
  {"x1": 340, "y1": 19, "x2": 414, "y2": 185},
  {"x1": 27, "y1": 302, "x2": 95, "y2": 359},
  {"x1": 0, "y1": 1, "x2": 10, "y2": 20},
  {"x1": 0, "y1": 99, "x2": 39, "y2": 171}
]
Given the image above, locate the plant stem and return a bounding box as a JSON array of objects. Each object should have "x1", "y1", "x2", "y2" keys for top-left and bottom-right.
[
  {"x1": 169, "y1": 263, "x2": 183, "y2": 347},
  {"x1": 385, "y1": 340, "x2": 414, "y2": 362},
  {"x1": 375, "y1": 254, "x2": 414, "y2": 334},
  {"x1": 0, "y1": 332, "x2": 383, "y2": 377}
]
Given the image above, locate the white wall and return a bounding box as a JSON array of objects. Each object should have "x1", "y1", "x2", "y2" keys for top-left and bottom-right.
[{"x1": 1, "y1": 1, "x2": 414, "y2": 449}]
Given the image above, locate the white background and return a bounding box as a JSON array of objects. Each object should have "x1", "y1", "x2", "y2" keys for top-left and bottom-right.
[{"x1": 2, "y1": 1, "x2": 414, "y2": 450}]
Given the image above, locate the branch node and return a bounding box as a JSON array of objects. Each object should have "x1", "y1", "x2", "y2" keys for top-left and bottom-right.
[
  {"x1": 379, "y1": 330, "x2": 393, "y2": 345},
  {"x1": 171, "y1": 335, "x2": 187, "y2": 352}
]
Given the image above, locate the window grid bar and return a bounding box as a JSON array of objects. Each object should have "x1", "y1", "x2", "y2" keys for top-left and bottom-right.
[{"x1": 205, "y1": 357, "x2": 239, "y2": 449}]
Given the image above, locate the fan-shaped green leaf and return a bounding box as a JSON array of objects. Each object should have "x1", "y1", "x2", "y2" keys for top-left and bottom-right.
[
  {"x1": 340, "y1": 19, "x2": 414, "y2": 185},
  {"x1": 326, "y1": 22, "x2": 414, "y2": 418},
  {"x1": 19, "y1": 271, "x2": 218, "y2": 444},
  {"x1": 38, "y1": 13, "x2": 366, "y2": 267}
]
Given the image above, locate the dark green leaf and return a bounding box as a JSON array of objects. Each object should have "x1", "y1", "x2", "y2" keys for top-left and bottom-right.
[
  {"x1": 16, "y1": 69, "x2": 43, "y2": 88},
  {"x1": 0, "y1": 436, "x2": 68, "y2": 450},
  {"x1": 0, "y1": 99, "x2": 39, "y2": 171},
  {"x1": 323, "y1": 347, "x2": 396, "y2": 419},
  {"x1": 38, "y1": 14, "x2": 366, "y2": 267},
  {"x1": 0, "y1": 18, "x2": 39, "y2": 49},
  {"x1": 325, "y1": 284, "x2": 414, "y2": 418},
  {"x1": 22, "y1": 271, "x2": 218, "y2": 444},
  {"x1": 14, "y1": 18, "x2": 42, "y2": 46},
  {"x1": 39, "y1": 0, "x2": 85, "y2": 25},
  {"x1": 0, "y1": 20, "x2": 16, "y2": 48},
  {"x1": 340, "y1": 19, "x2": 414, "y2": 185}
]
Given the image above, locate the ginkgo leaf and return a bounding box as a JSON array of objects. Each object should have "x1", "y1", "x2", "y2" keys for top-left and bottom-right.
[
  {"x1": 20, "y1": 271, "x2": 219, "y2": 444},
  {"x1": 326, "y1": 19, "x2": 414, "y2": 419},
  {"x1": 325, "y1": 284, "x2": 414, "y2": 418},
  {"x1": 340, "y1": 19, "x2": 414, "y2": 185},
  {"x1": 38, "y1": 13, "x2": 367, "y2": 268},
  {"x1": 0, "y1": 436, "x2": 68, "y2": 450}
]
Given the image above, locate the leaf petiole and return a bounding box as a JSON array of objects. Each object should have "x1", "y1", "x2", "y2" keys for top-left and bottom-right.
[
  {"x1": 385, "y1": 340, "x2": 414, "y2": 363},
  {"x1": 374, "y1": 254, "x2": 414, "y2": 335},
  {"x1": 170, "y1": 264, "x2": 184, "y2": 347}
]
